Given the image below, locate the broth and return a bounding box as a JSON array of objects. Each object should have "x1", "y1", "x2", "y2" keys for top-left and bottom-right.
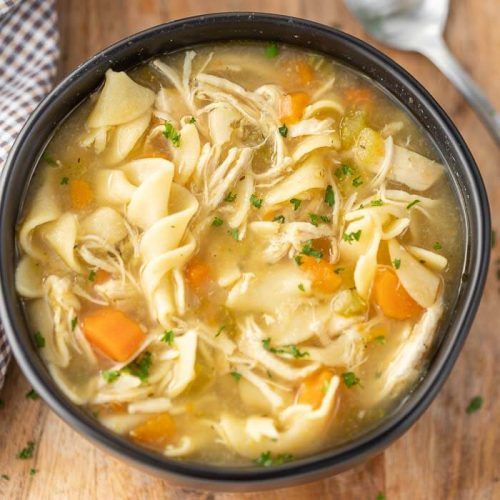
[{"x1": 15, "y1": 42, "x2": 463, "y2": 465}]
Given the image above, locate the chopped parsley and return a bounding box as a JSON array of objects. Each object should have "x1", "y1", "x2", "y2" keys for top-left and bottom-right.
[
  {"x1": 376, "y1": 493, "x2": 386, "y2": 500},
  {"x1": 124, "y1": 351, "x2": 152, "y2": 382},
  {"x1": 188, "y1": 116, "x2": 196, "y2": 124},
  {"x1": 298, "y1": 283, "x2": 305, "y2": 292},
  {"x1": 163, "y1": 122, "x2": 180, "y2": 147},
  {"x1": 393, "y1": 258, "x2": 401, "y2": 269},
  {"x1": 308, "y1": 213, "x2": 331, "y2": 226},
  {"x1": 433, "y1": 241, "x2": 442, "y2": 251},
  {"x1": 17, "y1": 441, "x2": 35, "y2": 459},
  {"x1": 342, "y1": 230, "x2": 362, "y2": 244},
  {"x1": 30, "y1": 468, "x2": 37, "y2": 476},
  {"x1": 102, "y1": 370, "x2": 120, "y2": 384},
  {"x1": 33, "y1": 331, "x2": 45, "y2": 349},
  {"x1": 466, "y1": 395, "x2": 483, "y2": 414},
  {"x1": 301, "y1": 241, "x2": 323, "y2": 259},
  {"x1": 335, "y1": 164, "x2": 354, "y2": 180},
  {"x1": 370, "y1": 199, "x2": 384, "y2": 207},
  {"x1": 320, "y1": 215, "x2": 331, "y2": 223},
  {"x1": 290, "y1": 198, "x2": 301, "y2": 211},
  {"x1": 224, "y1": 192, "x2": 237, "y2": 203},
  {"x1": 334, "y1": 267, "x2": 345, "y2": 274},
  {"x1": 341, "y1": 371, "x2": 360, "y2": 388},
  {"x1": 215, "y1": 325, "x2": 226, "y2": 338},
  {"x1": 250, "y1": 194, "x2": 263, "y2": 208},
  {"x1": 212, "y1": 216, "x2": 223, "y2": 227},
  {"x1": 273, "y1": 214, "x2": 285, "y2": 224},
  {"x1": 406, "y1": 199, "x2": 421, "y2": 209},
  {"x1": 42, "y1": 152, "x2": 57, "y2": 165},
  {"x1": 322, "y1": 379, "x2": 331, "y2": 393},
  {"x1": 227, "y1": 228, "x2": 239, "y2": 241},
  {"x1": 324, "y1": 184, "x2": 335, "y2": 207},
  {"x1": 352, "y1": 176, "x2": 363, "y2": 187},
  {"x1": 71, "y1": 317, "x2": 78, "y2": 331},
  {"x1": 254, "y1": 451, "x2": 293, "y2": 467},
  {"x1": 60, "y1": 176, "x2": 69, "y2": 185},
  {"x1": 278, "y1": 124, "x2": 288, "y2": 137},
  {"x1": 25, "y1": 389, "x2": 39, "y2": 400},
  {"x1": 161, "y1": 330, "x2": 175, "y2": 345},
  {"x1": 265, "y1": 41, "x2": 279, "y2": 58},
  {"x1": 262, "y1": 338, "x2": 309, "y2": 359},
  {"x1": 230, "y1": 371, "x2": 242, "y2": 381},
  {"x1": 294, "y1": 255, "x2": 303, "y2": 266},
  {"x1": 88, "y1": 270, "x2": 96, "y2": 282},
  {"x1": 374, "y1": 335, "x2": 386, "y2": 345}
]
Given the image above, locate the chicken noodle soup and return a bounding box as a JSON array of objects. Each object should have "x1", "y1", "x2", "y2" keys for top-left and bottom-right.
[{"x1": 16, "y1": 42, "x2": 463, "y2": 465}]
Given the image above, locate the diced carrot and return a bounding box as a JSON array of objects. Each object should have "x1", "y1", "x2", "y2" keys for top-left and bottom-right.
[
  {"x1": 344, "y1": 87, "x2": 373, "y2": 105},
  {"x1": 100, "y1": 401, "x2": 126, "y2": 413},
  {"x1": 298, "y1": 368, "x2": 334, "y2": 409},
  {"x1": 184, "y1": 259, "x2": 211, "y2": 291},
  {"x1": 281, "y1": 92, "x2": 310, "y2": 125},
  {"x1": 295, "y1": 59, "x2": 315, "y2": 86},
  {"x1": 372, "y1": 267, "x2": 423, "y2": 320},
  {"x1": 82, "y1": 307, "x2": 145, "y2": 362},
  {"x1": 130, "y1": 413, "x2": 176, "y2": 446},
  {"x1": 70, "y1": 179, "x2": 93, "y2": 210},
  {"x1": 301, "y1": 255, "x2": 342, "y2": 294},
  {"x1": 94, "y1": 269, "x2": 111, "y2": 284}
]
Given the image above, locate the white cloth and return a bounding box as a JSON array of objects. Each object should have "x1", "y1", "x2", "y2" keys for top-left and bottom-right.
[{"x1": 0, "y1": 0, "x2": 59, "y2": 387}]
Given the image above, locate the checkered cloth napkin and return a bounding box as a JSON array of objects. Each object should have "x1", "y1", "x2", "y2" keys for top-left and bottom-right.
[{"x1": 0, "y1": 0, "x2": 59, "y2": 388}]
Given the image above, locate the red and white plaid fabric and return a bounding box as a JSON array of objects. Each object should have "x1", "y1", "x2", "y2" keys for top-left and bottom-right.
[{"x1": 0, "y1": 0, "x2": 59, "y2": 388}]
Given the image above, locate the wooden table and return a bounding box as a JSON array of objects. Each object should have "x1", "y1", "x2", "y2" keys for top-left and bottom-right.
[{"x1": 0, "y1": 1, "x2": 498, "y2": 498}]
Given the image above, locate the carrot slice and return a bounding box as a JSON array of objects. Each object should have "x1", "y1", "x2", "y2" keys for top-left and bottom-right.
[
  {"x1": 372, "y1": 267, "x2": 423, "y2": 320},
  {"x1": 301, "y1": 255, "x2": 342, "y2": 294},
  {"x1": 82, "y1": 307, "x2": 144, "y2": 362},
  {"x1": 130, "y1": 413, "x2": 176, "y2": 446},
  {"x1": 94, "y1": 269, "x2": 111, "y2": 284},
  {"x1": 184, "y1": 259, "x2": 211, "y2": 291},
  {"x1": 281, "y1": 92, "x2": 310, "y2": 125},
  {"x1": 70, "y1": 179, "x2": 93, "y2": 210},
  {"x1": 298, "y1": 368, "x2": 334, "y2": 409}
]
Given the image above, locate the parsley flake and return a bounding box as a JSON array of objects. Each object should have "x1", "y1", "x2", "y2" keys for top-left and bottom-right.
[
  {"x1": 290, "y1": 198, "x2": 301, "y2": 211},
  {"x1": 374, "y1": 335, "x2": 386, "y2": 345},
  {"x1": 342, "y1": 230, "x2": 362, "y2": 244},
  {"x1": 215, "y1": 325, "x2": 226, "y2": 338},
  {"x1": 88, "y1": 270, "x2": 96, "y2": 282},
  {"x1": 294, "y1": 255, "x2": 303, "y2": 266},
  {"x1": 376, "y1": 493, "x2": 386, "y2": 500},
  {"x1": 161, "y1": 330, "x2": 175, "y2": 345},
  {"x1": 324, "y1": 185, "x2": 335, "y2": 207},
  {"x1": 352, "y1": 176, "x2": 363, "y2": 187},
  {"x1": 227, "y1": 228, "x2": 239, "y2": 241},
  {"x1": 124, "y1": 351, "x2": 152, "y2": 382},
  {"x1": 466, "y1": 395, "x2": 483, "y2": 414},
  {"x1": 188, "y1": 116, "x2": 196, "y2": 124},
  {"x1": 393, "y1": 258, "x2": 401, "y2": 269},
  {"x1": 254, "y1": 451, "x2": 293, "y2": 467},
  {"x1": 212, "y1": 216, "x2": 223, "y2": 227},
  {"x1": 262, "y1": 338, "x2": 309, "y2": 359},
  {"x1": 71, "y1": 317, "x2": 78, "y2": 331},
  {"x1": 278, "y1": 124, "x2": 288, "y2": 137},
  {"x1": 250, "y1": 194, "x2": 263, "y2": 208},
  {"x1": 273, "y1": 214, "x2": 285, "y2": 224},
  {"x1": 230, "y1": 371, "x2": 242, "y2": 381},
  {"x1": 334, "y1": 267, "x2": 345, "y2": 274},
  {"x1": 433, "y1": 241, "x2": 442, "y2": 251},
  {"x1": 265, "y1": 42, "x2": 279, "y2": 58},
  {"x1": 42, "y1": 152, "x2": 57, "y2": 165},
  {"x1": 17, "y1": 441, "x2": 35, "y2": 460},
  {"x1": 25, "y1": 389, "x2": 39, "y2": 400},
  {"x1": 302, "y1": 241, "x2": 323, "y2": 259},
  {"x1": 406, "y1": 199, "x2": 421, "y2": 209},
  {"x1": 335, "y1": 164, "x2": 353, "y2": 180},
  {"x1": 163, "y1": 122, "x2": 181, "y2": 147},
  {"x1": 341, "y1": 371, "x2": 360, "y2": 388},
  {"x1": 102, "y1": 370, "x2": 120, "y2": 384},
  {"x1": 298, "y1": 283, "x2": 305, "y2": 292},
  {"x1": 60, "y1": 176, "x2": 69, "y2": 185},
  {"x1": 33, "y1": 331, "x2": 45, "y2": 349},
  {"x1": 224, "y1": 192, "x2": 237, "y2": 203},
  {"x1": 370, "y1": 199, "x2": 384, "y2": 207},
  {"x1": 30, "y1": 468, "x2": 37, "y2": 476}
]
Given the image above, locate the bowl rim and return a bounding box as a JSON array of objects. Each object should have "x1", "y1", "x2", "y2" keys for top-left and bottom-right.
[{"x1": 0, "y1": 12, "x2": 491, "y2": 489}]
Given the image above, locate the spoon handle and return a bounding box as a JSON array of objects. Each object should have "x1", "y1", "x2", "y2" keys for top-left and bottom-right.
[{"x1": 418, "y1": 37, "x2": 500, "y2": 144}]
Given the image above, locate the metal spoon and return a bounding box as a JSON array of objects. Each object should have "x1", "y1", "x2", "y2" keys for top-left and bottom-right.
[{"x1": 345, "y1": 0, "x2": 500, "y2": 143}]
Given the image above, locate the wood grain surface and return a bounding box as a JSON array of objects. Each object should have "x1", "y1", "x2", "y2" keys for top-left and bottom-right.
[{"x1": 1, "y1": 1, "x2": 499, "y2": 499}]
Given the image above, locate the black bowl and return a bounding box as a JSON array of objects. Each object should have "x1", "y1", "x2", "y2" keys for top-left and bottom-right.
[{"x1": 0, "y1": 12, "x2": 490, "y2": 491}]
